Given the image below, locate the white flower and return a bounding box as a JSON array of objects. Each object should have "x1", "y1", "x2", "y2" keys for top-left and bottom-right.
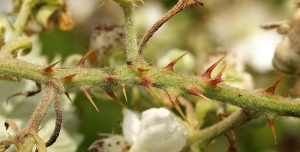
[{"x1": 123, "y1": 108, "x2": 187, "y2": 152}]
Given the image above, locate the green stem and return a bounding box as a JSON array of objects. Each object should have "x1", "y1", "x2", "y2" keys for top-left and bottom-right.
[
  {"x1": 9, "y1": 0, "x2": 36, "y2": 42},
  {"x1": 113, "y1": 0, "x2": 140, "y2": 64},
  {"x1": 0, "y1": 57, "x2": 300, "y2": 118},
  {"x1": 0, "y1": 39, "x2": 31, "y2": 55},
  {"x1": 190, "y1": 109, "x2": 255, "y2": 150}
]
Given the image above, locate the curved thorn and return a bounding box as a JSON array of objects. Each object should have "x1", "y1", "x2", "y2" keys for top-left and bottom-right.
[
  {"x1": 76, "y1": 48, "x2": 95, "y2": 68},
  {"x1": 262, "y1": 75, "x2": 284, "y2": 94},
  {"x1": 137, "y1": 67, "x2": 150, "y2": 72},
  {"x1": 216, "y1": 64, "x2": 227, "y2": 80},
  {"x1": 161, "y1": 52, "x2": 188, "y2": 71},
  {"x1": 166, "y1": 92, "x2": 190, "y2": 125},
  {"x1": 267, "y1": 118, "x2": 277, "y2": 145},
  {"x1": 65, "y1": 92, "x2": 72, "y2": 102},
  {"x1": 149, "y1": 59, "x2": 157, "y2": 66},
  {"x1": 145, "y1": 84, "x2": 160, "y2": 98},
  {"x1": 105, "y1": 89, "x2": 128, "y2": 108},
  {"x1": 43, "y1": 61, "x2": 60, "y2": 73},
  {"x1": 62, "y1": 74, "x2": 77, "y2": 81},
  {"x1": 208, "y1": 64, "x2": 227, "y2": 85},
  {"x1": 141, "y1": 77, "x2": 161, "y2": 98},
  {"x1": 121, "y1": 86, "x2": 128, "y2": 102},
  {"x1": 82, "y1": 88, "x2": 99, "y2": 112},
  {"x1": 184, "y1": 85, "x2": 210, "y2": 101},
  {"x1": 201, "y1": 56, "x2": 226, "y2": 78}
]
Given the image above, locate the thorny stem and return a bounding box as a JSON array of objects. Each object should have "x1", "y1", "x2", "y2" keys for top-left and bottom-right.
[
  {"x1": 137, "y1": 0, "x2": 203, "y2": 54},
  {"x1": 1, "y1": 57, "x2": 300, "y2": 118},
  {"x1": 1, "y1": 0, "x2": 300, "y2": 151},
  {"x1": 190, "y1": 109, "x2": 255, "y2": 151}
]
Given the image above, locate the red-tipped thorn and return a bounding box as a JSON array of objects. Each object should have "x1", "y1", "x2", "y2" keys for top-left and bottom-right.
[
  {"x1": 208, "y1": 65, "x2": 227, "y2": 85},
  {"x1": 105, "y1": 76, "x2": 119, "y2": 82},
  {"x1": 141, "y1": 77, "x2": 160, "y2": 98},
  {"x1": 161, "y1": 52, "x2": 188, "y2": 71},
  {"x1": 185, "y1": 85, "x2": 210, "y2": 101},
  {"x1": 149, "y1": 59, "x2": 157, "y2": 66},
  {"x1": 267, "y1": 118, "x2": 277, "y2": 145},
  {"x1": 216, "y1": 64, "x2": 227, "y2": 80},
  {"x1": 62, "y1": 74, "x2": 77, "y2": 81},
  {"x1": 145, "y1": 85, "x2": 160, "y2": 98},
  {"x1": 43, "y1": 61, "x2": 60, "y2": 73},
  {"x1": 12, "y1": 50, "x2": 19, "y2": 59},
  {"x1": 261, "y1": 75, "x2": 284, "y2": 94},
  {"x1": 76, "y1": 48, "x2": 95, "y2": 68},
  {"x1": 65, "y1": 92, "x2": 72, "y2": 102},
  {"x1": 137, "y1": 67, "x2": 150, "y2": 72},
  {"x1": 201, "y1": 56, "x2": 226, "y2": 78},
  {"x1": 104, "y1": 89, "x2": 128, "y2": 108},
  {"x1": 167, "y1": 92, "x2": 190, "y2": 125},
  {"x1": 81, "y1": 88, "x2": 99, "y2": 112},
  {"x1": 121, "y1": 86, "x2": 128, "y2": 102}
]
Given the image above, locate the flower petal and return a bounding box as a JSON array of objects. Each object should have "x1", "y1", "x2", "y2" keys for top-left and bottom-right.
[
  {"x1": 130, "y1": 108, "x2": 187, "y2": 152},
  {"x1": 122, "y1": 108, "x2": 141, "y2": 145}
]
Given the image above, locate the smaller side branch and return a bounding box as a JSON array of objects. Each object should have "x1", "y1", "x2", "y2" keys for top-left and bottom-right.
[
  {"x1": 190, "y1": 109, "x2": 256, "y2": 149},
  {"x1": 45, "y1": 91, "x2": 62, "y2": 147},
  {"x1": 26, "y1": 82, "x2": 56, "y2": 131},
  {"x1": 0, "y1": 39, "x2": 32, "y2": 56},
  {"x1": 137, "y1": 0, "x2": 203, "y2": 54},
  {"x1": 7, "y1": 82, "x2": 41, "y2": 105},
  {"x1": 113, "y1": 0, "x2": 140, "y2": 64}
]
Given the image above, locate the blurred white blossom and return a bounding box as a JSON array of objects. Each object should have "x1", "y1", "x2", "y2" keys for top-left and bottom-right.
[
  {"x1": 87, "y1": 108, "x2": 187, "y2": 152},
  {"x1": 123, "y1": 108, "x2": 187, "y2": 152}
]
